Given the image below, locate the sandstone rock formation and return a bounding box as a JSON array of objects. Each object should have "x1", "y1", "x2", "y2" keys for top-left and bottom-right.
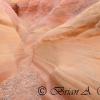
[{"x1": 0, "y1": 0, "x2": 100, "y2": 100}]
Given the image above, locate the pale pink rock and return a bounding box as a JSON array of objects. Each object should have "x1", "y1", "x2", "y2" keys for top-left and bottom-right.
[{"x1": 0, "y1": 0, "x2": 100, "y2": 100}]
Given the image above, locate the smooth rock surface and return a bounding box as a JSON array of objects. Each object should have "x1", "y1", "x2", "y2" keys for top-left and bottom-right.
[{"x1": 0, "y1": 0, "x2": 100, "y2": 100}]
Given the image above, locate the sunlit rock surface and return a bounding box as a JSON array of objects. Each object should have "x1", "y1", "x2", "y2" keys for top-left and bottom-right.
[{"x1": 0, "y1": 0, "x2": 100, "y2": 100}]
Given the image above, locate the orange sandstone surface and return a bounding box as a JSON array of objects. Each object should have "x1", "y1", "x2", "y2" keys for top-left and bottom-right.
[{"x1": 0, "y1": 0, "x2": 100, "y2": 100}]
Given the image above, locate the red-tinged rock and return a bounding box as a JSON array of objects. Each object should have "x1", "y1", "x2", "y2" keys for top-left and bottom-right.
[{"x1": 0, "y1": 0, "x2": 100, "y2": 100}]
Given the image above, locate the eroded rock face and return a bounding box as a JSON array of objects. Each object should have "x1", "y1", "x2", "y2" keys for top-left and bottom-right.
[
  {"x1": 0, "y1": 0, "x2": 100, "y2": 100},
  {"x1": 9, "y1": 0, "x2": 99, "y2": 35}
]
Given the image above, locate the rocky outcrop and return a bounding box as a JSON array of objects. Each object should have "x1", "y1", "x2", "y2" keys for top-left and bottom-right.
[{"x1": 0, "y1": 0, "x2": 100, "y2": 100}]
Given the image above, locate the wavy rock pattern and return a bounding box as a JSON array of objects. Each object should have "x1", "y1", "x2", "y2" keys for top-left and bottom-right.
[{"x1": 0, "y1": 0, "x2": 100, "y2": 100}]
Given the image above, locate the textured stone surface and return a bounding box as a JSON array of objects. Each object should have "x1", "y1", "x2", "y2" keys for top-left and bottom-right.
[{"x1": 0, "y1": 0, "x2": 100, "y2": 100}]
